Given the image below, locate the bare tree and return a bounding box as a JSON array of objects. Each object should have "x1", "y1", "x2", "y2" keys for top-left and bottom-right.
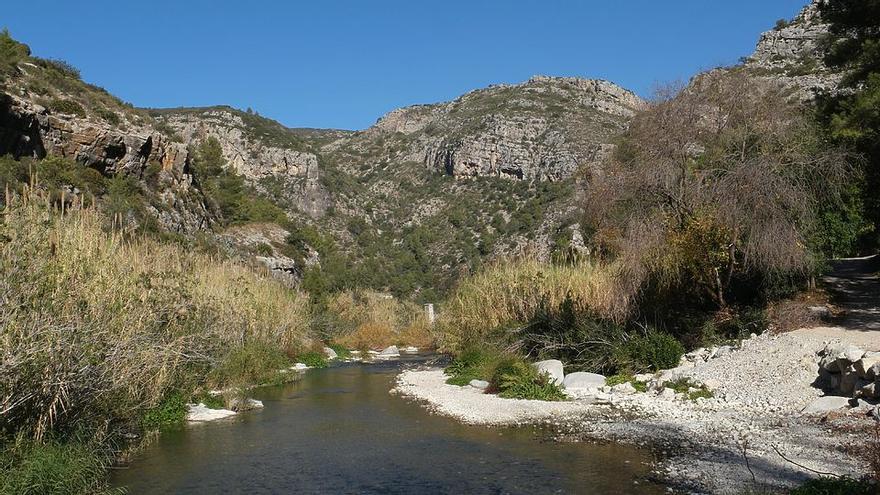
[{"x1": 584, "y1": 71, "x2": 855, "y2": 308}]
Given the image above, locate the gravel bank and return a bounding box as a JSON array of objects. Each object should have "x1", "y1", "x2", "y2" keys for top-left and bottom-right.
[{"x1": 393, "y1": 330, "x2": 875, "y2": 494}]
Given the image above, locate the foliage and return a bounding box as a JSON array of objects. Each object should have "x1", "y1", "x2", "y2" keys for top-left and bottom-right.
[
  {"x1": 140, "y1": 392, "x2": 187, "y2": 429},
  {"x1": 438, "y1": 258, "x2": 624, "y2": 353},
  {"x1": 613, "y1": 329, "x2": 685, "y2": 374},
  {"x1": 0, "y1": 437, "x2": 121, "y2": 495},
  {"x1": 326, "y1": 291, "x2": 434, "y2": 350},
  {"x1": 444, "y1": 347, "x2": 500, "y2": 386},
  {"x1": 47, "y1": 98, "x2": 86, "y2": 118},
  {"x1": 664, "y1": 378, "x2": 715, "y2": 401},
  {"x1": 0, "y1": 28, "x2": 30, "y2": 78},
  {"x1": 584, "y1": 72, "x2": 854, "y2": 312},
  {"x1": 294, "y1": 351, "x2": 328, "y2": 369},
  {"x1": 788, "y1": 477, "x2": 875, "y2": 495},
  {"x1": 490, "y1": 358, "x2": 566, "y2": 401},
  {"x1": 606, "y1": 374, "x2": 647, "y2": 393},
  {"x1": 208, "y1": 343, "x2": 292, "y2": 389}
]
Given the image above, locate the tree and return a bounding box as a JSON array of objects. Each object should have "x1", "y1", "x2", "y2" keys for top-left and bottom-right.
[
  {"x1": 817, "y1": 0, "x2": 880, "y2": 248},
  {"x1": 583, "y1": 72, "x2": 853, "y2": 309}
]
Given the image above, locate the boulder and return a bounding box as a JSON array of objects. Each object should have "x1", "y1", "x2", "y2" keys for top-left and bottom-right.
[
  {"x1": 843, "y1": 345, "x2": 866, "y2": 363},
  {"x1": 378, "y1": 345, "x2": 400, "y2": 357},
  {"x1": 291, "y1": 363, "x2": 310, "y2": 371},
  {"x1": 532, "y1": 360, "x2": 565, "y2": 386},
  {"x1": 562, "y1": 372, "x2": 606, "y2": 390},
  {"x1": 700, "y1": 379, "x2": 722, "y2": 392},
  {"x1": 229, "y1": 398, "x2": 264, "y2": 411},
  {"x1": 659, "y1": 387, "x2": 677, "y2": 400},
  {"x1": 840, "y1": 365, "x2": 859, "y2": 395},
  {"x1": 469, "y1": 379, "x2": 490, "y2": 390},
  {"x1": 801, "y1": 396, "x2": 851, "y2": 415},
  {"x1": 855, "y1": 353, "x2": 880, "y2": 378},
  {"x1": 402, "y1": 346, "x2": 419, "y2": 353},
  {"x1": 186, "y1": 403, "x2": 237, "y2": 422},
  {"x1": 324, "y1": 347, "x2": 338, "y2": 359},
  {"x1": 856, "y1": 381, "x2": 878, "y2": 400},
  {"x1": 816, "y1": 369, "x2": 840, "y2": 390},
  {"x1": 819, "y1": 354, "x2": 840, "y2": 373},
  {"x1": 611, "y1": 382, "x2": 637, "y2": 395},
  {"x1": 714, "y1": 346, "x2": 733, "y2": 359}
]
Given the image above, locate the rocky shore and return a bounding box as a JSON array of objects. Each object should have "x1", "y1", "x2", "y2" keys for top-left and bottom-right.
[{"x1": 394, "y1": 329, "x2": 877, "y2": 494}]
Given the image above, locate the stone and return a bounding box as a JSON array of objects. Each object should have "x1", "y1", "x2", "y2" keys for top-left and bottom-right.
[
  {"x1": 291, "y1": 363, "x2": 310, "y2": 371},
  {"x1": 700, "y1": 379, "x2": 722, "y2": 392},
  {"x1": 324, "y1": 347, "x2": 338, "y2": 359},
  {"x1": 855, "y1": 353, "x2": 880, "y2": 378},
  {"x1": 469, "y1": 379, "x2": 490, "y2": 390},
  {"x1": 856, "y1": 381, "x2": 878, "y2": 400},
  {"x1": 229, "y1": 398, "x2": 264, "y2": 411},
  {"x1": 840, "y1": 365, "x2": 859, "y2": 396},
  {"x1": 378, "y1": 345, "x2": 400, "y2": 358},
  {"x1": 819, "y1": 354, "x2": 840, "y2": 373},
  {"x1": 816, "y1": 369, "x2": 840, "y2": 390},
  {"x1": 714, "y1": 346, "x2": 733, "y2": 359},
  {"x1": 659, "y1": 388, "x2": 677, "y2": 400},
  {"x1": 186, "y1": 403, "x2": 237, "y2": 422},
  {"x1": 562, "y1": 372, "x2": 606, "y2": 390},
  {"x1": 402, "y1": 346, "x2": 419, "y2": 353},
  {"x1": 611, "y1": 382, "x2": 637, "y2": 395},
  {"x1": 801, "y1": 396, "x2": 851, "y2": 415},
  {"x1": 532, "y1": 360, "x2": 565, "y2": 386},
  {"x1": 842, "y1": 345, "x2": 866, "y2": 363},
  {"x1": 634, "y1": 373, "x2": 654, "y2": 383}
]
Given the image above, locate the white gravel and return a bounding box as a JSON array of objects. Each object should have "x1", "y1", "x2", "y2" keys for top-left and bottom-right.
[{"x1": 393, "y1": 329, "x2": 875, "y2": 494}]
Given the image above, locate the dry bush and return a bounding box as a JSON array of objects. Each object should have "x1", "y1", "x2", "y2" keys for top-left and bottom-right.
[
  {"x1": 0, "y1": 193, "x2": 312, "y2": 440},
  {"x1": 329, "y1": 290, "x2": 434, "y2": 350},
  {"x1": 583, "y1": 71, "x2": 855, "y2": 309},
  {"x1": 437, "y1": 257, "x2": 625, "y2": 352}
]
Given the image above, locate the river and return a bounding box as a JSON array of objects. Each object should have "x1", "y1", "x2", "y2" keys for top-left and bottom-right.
[{"x1": 112, "y1": 355, "x2": 665, "y2": 494}]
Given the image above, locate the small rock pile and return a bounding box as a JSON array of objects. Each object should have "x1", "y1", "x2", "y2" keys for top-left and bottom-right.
[{"x1": 818, "y1": 343, "x2": 880, "y2": 400}]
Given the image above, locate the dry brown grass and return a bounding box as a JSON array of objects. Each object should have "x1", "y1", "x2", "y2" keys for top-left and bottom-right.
[
  {"x1": 329, "y1": 290, "x2": 435, "y2": 350},
  {"x1": 0, "y1": 192, "x2": 311, "y2": 440},
  {"x1": 437, "y1": 257, "x2": 626, "y2": 352}
]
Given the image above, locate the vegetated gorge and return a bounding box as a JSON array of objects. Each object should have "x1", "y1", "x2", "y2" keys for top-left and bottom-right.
[{"x1": 1, "y1": 1, "x2": 880, "y2": 494}]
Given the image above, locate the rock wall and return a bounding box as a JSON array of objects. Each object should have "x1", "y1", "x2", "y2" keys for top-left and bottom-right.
[{"x1": 0, "y1": 92, "x2": 212, "y2": 233}]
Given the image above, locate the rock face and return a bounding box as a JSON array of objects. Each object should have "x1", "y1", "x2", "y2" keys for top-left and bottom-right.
[
  {"x1": 0, "y1": 93, "x2": 212, "y2": 234},
  {"x1": 333, "y1": 76, "x2": 643, "y2": 182},
  {"x1": 743, "y1": 0, "x2": 843, "y2": 99},
  {"x1": 153, "y1": 107, "x2": 330, "y2": 218}
]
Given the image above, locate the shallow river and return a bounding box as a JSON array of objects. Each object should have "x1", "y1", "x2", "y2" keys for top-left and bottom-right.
[{"x1": 112, "y1": 356, "x2": 664, "y2": 494}]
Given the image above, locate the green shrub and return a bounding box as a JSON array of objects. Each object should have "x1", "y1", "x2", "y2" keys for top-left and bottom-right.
[
  {"x1": 209, "y1": 342, "x2": 291, "y2": 388},
  {"x1": 606, "y1": 374, "x2": 647, "y2": 393},
  {"x1": 444, "y1": 347, "x2": 499, "y2": 385},
  {"x1": 0, "y1": 438, "x2": 120, "y2": 495},
  {"x1": 490, "y1": 358, "x2": 566, "y2": 401},
  {"x1": 140, "y1": 392, "x2": 187, "y2": 429},
  {"x1": 0, "y1": 29, "x2": 30, "y2": 77},
  {"x1": 47, "y1": 98, "x2": 86, "y2": 118},
  {"x1": 191, "y1": 392, "x2": 225, "y2": 410},
  {"x1": 95, "y1": 107, "x2": 120, "y2": 125},
  {"x1": 614, "y1": 330, "x2": 684, "y2": 373},
  {"x1": 664, "y1": 378, "x2": 714, "y2": 401},
  {"x1": 295, "y1": 351, "x2": 328, "y2": 369},
  {"x1": 789, "y1": 477, "x2": 874, "y2": 495},
  {"x1": 327, "y1": 343, "x2": 351, "y2": 359}
]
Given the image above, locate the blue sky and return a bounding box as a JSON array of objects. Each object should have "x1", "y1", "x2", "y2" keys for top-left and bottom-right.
[{"x1": 5, "y1": 1, "x2": 809, "y2": 130}]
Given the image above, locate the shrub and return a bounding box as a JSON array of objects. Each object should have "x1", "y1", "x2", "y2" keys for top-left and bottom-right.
[
  {"x1": 789, "y1": 477, "x2": 874, "y2": 495},
  {"x1": 140, "y1": 392, "x2": 187, "y2": 429},
  {"x1": 490, "y1": 358, "x2": 566, "y2": 401},
  {"x1": 209, "y1": 342, "x2": 291, "y2": 388},
  {"x1": 327, "y1": 343, "x2": 351, "y2": 359},
  {"x1": 0, "y1": 437, "x2": 120, "y2": 495},
  {"x1": 614, "y1": 330, "x2": 684, "y2": 373},
  {"x1": 664, "y1": 378, "x2": 714, "y2": 401},
  {"x1": 295, "y1": 351, "x2": 328, "y2": 369},
  {"x1": 0, "y1": 29, "x2": 30, "y2": 76},
  {"x1": 47, "y1": 98, "x2": 86, "y2": 118},
  {"x1": 444, "y1": 347, "x2": 500, "y2": 385},
  {"x1": 95, "y1": 107, "x2": 120, "y2": 125}
]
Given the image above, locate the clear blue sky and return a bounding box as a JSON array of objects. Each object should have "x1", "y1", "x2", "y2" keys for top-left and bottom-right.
[{"x1": 5, "y1": 1, "x2": 809, "y2": 130}]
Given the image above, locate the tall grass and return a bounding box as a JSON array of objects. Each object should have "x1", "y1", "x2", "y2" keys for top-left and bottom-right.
[
  {"x1": 0, "y1": 191, "x2": 312, "y2": 443},
  {"x1": 327, "y1": 290, "x2": 435, "y2": 350},
  {"x1": 438, "y1": 258, "x2": 627, "y2": 352}
]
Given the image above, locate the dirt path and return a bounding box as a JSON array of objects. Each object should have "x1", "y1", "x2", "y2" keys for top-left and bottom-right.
[{"x1": 800, "y1": 255, "x2": 880, "y2": 350}]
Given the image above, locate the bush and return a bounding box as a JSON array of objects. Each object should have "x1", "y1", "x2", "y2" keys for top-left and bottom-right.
[
  {"x1": 47, "y1": 98, "x2": 86, "y2": 118},
  {"x1": 0, "y1": 29, "x2": 30, "y2": 76},
  {"x1": 444, "y1": 347, "x2": 499, "y2": 385},
  {"x1": 294, "y1": 351, "x2": 328, "y2": 369},
  {"x1": 490, "y1": 358, "x2": 566, "y2": 401},
  {"x1": 327, "y1": 343, "x2": 351, "y2": 359},
  {"x1": 0, "y1": 437, "x2": 120, "y2": 495},
  {"x1": 140, "y1": 392, "x2": 187, "y2": 429},
  {"x1": 789, "y1": 477, "x2": 874, "y2": 495},
  {"x1": 209, "y1": 342, "x2": 291, "y2": 388},
  {"x1": 614, "y1": 330, "x2": 684, "y2": 373}
]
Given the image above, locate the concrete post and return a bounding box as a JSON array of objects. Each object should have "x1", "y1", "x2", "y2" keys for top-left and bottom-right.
[{"x1": 424, "y1": 303, "x2": 435, "y2": 325}]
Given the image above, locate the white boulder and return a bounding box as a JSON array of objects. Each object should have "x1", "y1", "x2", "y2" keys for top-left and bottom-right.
[
  {"x1": 324, "y1": 347, "x2": 338, "y2": 359},
  {"x1": 532, "y1": 360, "x2": 565, "y2": 386},
  {"x1": 611, "y1": 382, "x2": 637, "y2": 395},
  {"x1": 186, "y1": 403, "x2": 236, "y2": 422},
  {"x1": 229, "y1": 398, "x2": 264, "y2": 411},
  {"x1": 469, "y1": 379, "x2": 490, "y2": 390},
  {"x1": 855, "y1": 353, "x2": 880, "y2": 378},
  {"x1": 378, "y1": 345, "x2": 401, "y2": 358},
  {"x1": 291, "y1": 363, "x2": 310, "y2": 371},
  {"x1": 402, "y1": 346, "x2": 419, "y2": 353},
  {"x1": 562, "y1": 372, "x2": 606, "y2": 390},
  {"x1": 802, "y1": 396, "x2": 851, "y2": 414}
]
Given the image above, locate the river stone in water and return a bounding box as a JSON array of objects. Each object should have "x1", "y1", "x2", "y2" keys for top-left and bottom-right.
[
  {"x1": 533, "y1": 360, "x2": 564, "y2": 385},
  {"x1": 379, "y1": 345, "x2": 400, "y2": 357},
  {"x1": 187, "y1": 403, "x2": 237, "y2": 422},
  {"x1": 563, "y1": 372, "x2": 606, "y2": 390},
  {"x1": 802, "y1": 396, "x2": 851, "y2": 414}
]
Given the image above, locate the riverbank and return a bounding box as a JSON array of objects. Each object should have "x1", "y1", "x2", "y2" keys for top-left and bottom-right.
[{"x1": 393, "y1": 328, "x2": 877, "y2": 494}]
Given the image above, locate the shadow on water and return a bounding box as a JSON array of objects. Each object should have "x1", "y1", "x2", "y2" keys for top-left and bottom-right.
[{"x1": 112, "y1": 356, "x2": 665, "y2": 494}]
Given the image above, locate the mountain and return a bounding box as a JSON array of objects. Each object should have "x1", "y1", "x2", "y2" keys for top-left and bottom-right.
[{"x1": 0, "y1": 2, "x2": 840, "y2": 298}]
